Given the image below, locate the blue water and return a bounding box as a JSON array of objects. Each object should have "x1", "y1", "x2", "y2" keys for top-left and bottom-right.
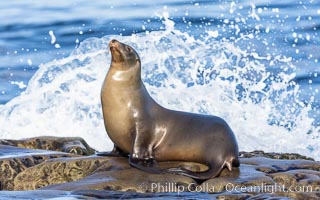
[
  {"x1": 1, "y1": 1, "x2": 319, "y2": 101},
  {"x1": 0, "y1": 0, "x2": 319, "y2": 159},
  {"x1": 1, "y1": 1, "x2": 319, "y2": 107}
]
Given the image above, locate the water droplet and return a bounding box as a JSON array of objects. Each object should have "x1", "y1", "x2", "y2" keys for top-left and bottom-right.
[{"x1": 49, "y1": 30, "x2": 56, "y2": 44}]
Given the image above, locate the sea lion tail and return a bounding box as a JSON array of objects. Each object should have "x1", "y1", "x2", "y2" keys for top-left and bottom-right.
[{"x1": 166, "y1": 162, "x2": 224, "y2": 180}]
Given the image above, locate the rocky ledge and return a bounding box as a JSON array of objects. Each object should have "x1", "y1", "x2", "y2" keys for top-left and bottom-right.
[{"x1": 0, "y1": 137, "x2": 319, "y2": 199}]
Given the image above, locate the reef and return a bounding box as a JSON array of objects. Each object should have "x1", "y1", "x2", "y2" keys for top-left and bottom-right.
[{"x1": 0, "y1": 137, "x2": 319, "y2": 199}]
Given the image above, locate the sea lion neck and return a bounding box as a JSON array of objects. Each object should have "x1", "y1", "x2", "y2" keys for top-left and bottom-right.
[
  {"x1": 110, "y1": 61, "x2": 139, "y2": 71},
  {"x1": 107, "y1": 63, "x2": 142, "y2": 87}
]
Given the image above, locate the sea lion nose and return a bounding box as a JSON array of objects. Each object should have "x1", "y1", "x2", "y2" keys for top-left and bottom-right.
[
  {"x1": 110, "y1": 39, "x2": 118, "y2": 45},
  {"x1": 109, "y1": 39, "x2": 118, "y2": 50}
]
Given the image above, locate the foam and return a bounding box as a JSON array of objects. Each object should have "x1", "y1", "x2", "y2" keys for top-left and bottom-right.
[{"x1": 0, "y1": 15, "x2": 319, "y2": 159}]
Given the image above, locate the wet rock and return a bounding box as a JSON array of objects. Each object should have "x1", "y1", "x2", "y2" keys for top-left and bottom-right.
[
  {"x1": 14, "y1": 155, "x2": 117, "y2": 190},
  {"x1": 284, "y1": 191, "x2": 320, "y2": 199},
  {"x1": 0, "y1": 190, "x2": 71, "y2": 200},
  {"x1": 268, "y1": 169, "x2": 320, "y2": 191},
  {"x1": 0, "y1": 190, "x2": 252, "y2": 200},
  {"x1": 0, "y1": 145, "x2": 75, "y2": 190},
  {"x1": 19, "y1": 157, "x2": 202, "y2": 192},
  {"x1": 241, "y1": 156, "x2": 320, "y2": 172},
  {"x1": 0, "y1": 137, "x2": 319, "y2": 199},
  {"x1": 0, "y1": 136, "x2": 95, "y2": 155},
  {"x1": 202, "y1": 164, "x2": 275, "y2": 193},
  {"x1": 44, "y1": 169, "x2": 196, "y2": 193},
  {"x1": 245, "y1": 193, "x2": 293, "y2": 200},
  {"x1": 240, "y1": 150, "x2": 314, "y2": 161}
]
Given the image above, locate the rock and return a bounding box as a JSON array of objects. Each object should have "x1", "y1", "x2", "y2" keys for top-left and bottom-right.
[
  {"x1": 0, "y1": 136, "x2": 95, "y2": 155},
  {"x1": 240, "y1": 156, "x2": 320, "y2": 172},
  {"x1": 17, "y1": 156, "x2": 201, "y2": 192},
  {"x1": 240, "y1": 156, "x2": 320, "y2": 199},
  {"x1": 0, "y1": 137, "x2": 319, "y2": 199},
  {"x1": 14, "y1": 155, "x2": 115, "y2": 190},
  {"x1": 0, "y1": 190, "x2": 71, "y2": 200},
  {"x1": 202, "y1": 164, "x2": 275, "y2": 193},
  {"x1": 0, "y1": 190, "x2": 252, "y2": 200},
  {"x1": 44, "y1": 169, "x2": 196, "y2": 193},
  {"x1": 0, "y1": 145, "x2": 75, "y2": 190},
  {"x1": 240, "y1": 150, "x2": 315, "y2": 161},
  {"x1": 269, "y1": 169, "x2": 320, "y2": 192}
]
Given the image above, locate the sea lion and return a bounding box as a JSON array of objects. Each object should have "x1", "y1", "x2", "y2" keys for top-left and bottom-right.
[{"x1": 99, "y1": 39, "x2": 239, "y2": 180}]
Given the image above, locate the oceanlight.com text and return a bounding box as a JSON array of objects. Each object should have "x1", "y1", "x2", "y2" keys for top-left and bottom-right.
[{"x1": 148, "y1": 182, "x2": 314, "y2": 194}]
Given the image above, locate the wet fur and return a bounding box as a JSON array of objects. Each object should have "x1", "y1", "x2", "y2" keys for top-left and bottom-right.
[{"x1": 100, "y1": 39, "x2": 240, "y2": 180}]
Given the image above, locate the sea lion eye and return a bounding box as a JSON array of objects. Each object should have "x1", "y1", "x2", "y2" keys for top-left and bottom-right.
[{"x1": 126, "y1": 46, "x2": 132, "y2": 52}]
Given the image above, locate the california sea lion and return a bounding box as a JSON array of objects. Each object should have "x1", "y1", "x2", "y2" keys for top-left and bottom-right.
[{"x1": 100, "y1": 39, "x2": 239, "y2": 180}]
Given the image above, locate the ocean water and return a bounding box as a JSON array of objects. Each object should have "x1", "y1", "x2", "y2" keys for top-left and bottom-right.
[{"x1": 0, "y1": 0, "x2": 319, "y2": 160}]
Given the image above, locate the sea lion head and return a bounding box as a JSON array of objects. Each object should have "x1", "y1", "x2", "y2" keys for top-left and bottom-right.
[{"x1": 109, "y1": 39, "x2": 140, "y2": 69}]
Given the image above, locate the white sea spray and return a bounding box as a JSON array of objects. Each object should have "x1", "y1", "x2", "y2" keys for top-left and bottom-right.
[{"x1": 0, "y1": 15, "x2": 319, "y2": 159}]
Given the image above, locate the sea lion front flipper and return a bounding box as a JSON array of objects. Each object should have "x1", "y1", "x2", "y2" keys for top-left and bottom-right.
[
  {"x1": 96, "y1": 145, "x2": 128, "y2": 157},
  {"x1": 129, "y1": 133, "x2": 163, "y2": 174},
  {"x1": 129, "y1": 156, "x2": 162, "y2": 174}
]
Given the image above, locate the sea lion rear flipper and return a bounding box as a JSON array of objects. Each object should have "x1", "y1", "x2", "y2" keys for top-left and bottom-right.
[
  {"x1": 96, "y1": 145, "x2": 128, "y2": 157},
  {"x1": 165, "y1": 163, "x2": 224, "y2": 180},
  {"x1": 129, "y1": 156, "x2": 162, "y2": 174}
]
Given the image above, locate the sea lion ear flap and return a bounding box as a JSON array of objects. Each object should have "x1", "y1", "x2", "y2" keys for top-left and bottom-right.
[{"x1": 135, "y1": 59, "x2": 141, "y2": 66}]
